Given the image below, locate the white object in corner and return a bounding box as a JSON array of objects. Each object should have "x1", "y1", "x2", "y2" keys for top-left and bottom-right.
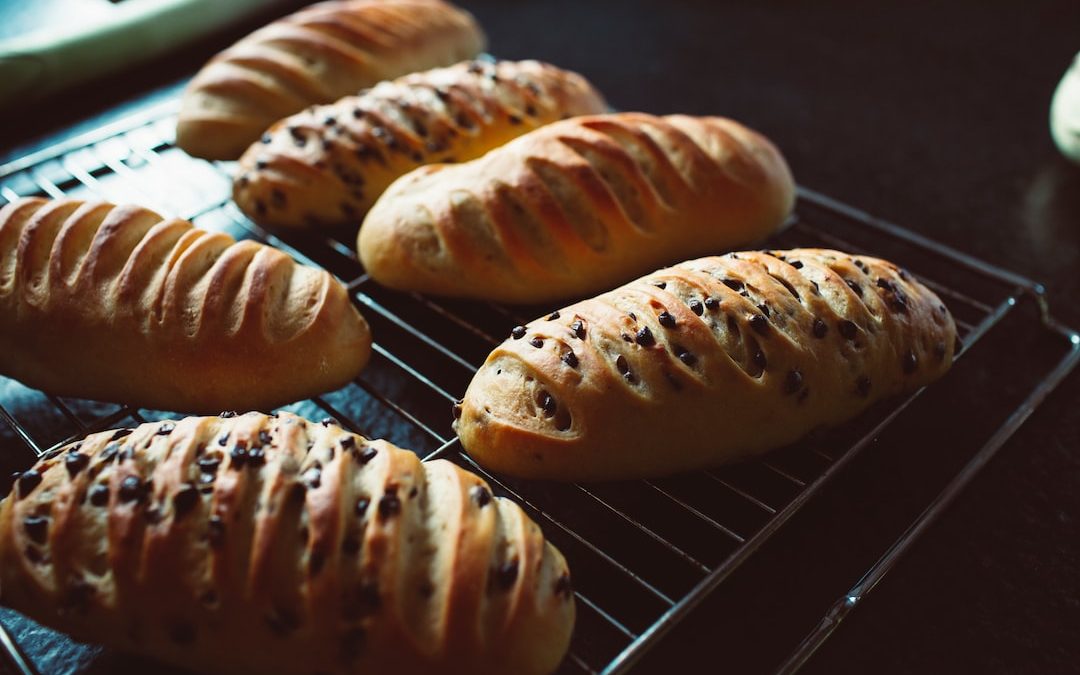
[
  {"x1": 1050, "y1": 51, "x2": 1080, "y2": 165},
  {"x1": 0, "y1": 0, "x2": 284, "y2": 108}
]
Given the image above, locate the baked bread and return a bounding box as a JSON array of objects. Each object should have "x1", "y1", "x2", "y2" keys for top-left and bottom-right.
[
  {"x1": 0, "y1": 198, "x2": 371, "y2": 413},
  {"x1": 234, "y1": 59, "x2": 608, "y2": 229},
  {"x1": 0, "y1": 412, "x2": 574, "y2": 675},
  {"x1": 358, "y1": 112, "x2": 795, "y2": 303},
  {"x1": 176, "y1": 0, "x2": 485, "y2": 160},
  {"x1": 455, "y1": 249, "x2": 958, "y2": 480}
]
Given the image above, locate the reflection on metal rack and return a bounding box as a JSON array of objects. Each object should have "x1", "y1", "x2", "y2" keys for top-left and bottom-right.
[{"x1": 0, "y1": 101, "x2": 1077, "y2": 675}]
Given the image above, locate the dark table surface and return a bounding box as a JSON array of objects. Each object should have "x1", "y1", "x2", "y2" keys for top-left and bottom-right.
[{"x1": 1, "y1": 1, "x2": 1079, "y2": 673}]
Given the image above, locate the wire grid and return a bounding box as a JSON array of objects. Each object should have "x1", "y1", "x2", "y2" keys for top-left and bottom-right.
[{"x1": 0, "y1": 99, "x2": 1077, "y2": 675}]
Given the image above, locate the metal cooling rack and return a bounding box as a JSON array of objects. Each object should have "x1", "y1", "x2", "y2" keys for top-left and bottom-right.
[{"x1": 0, "y1": 98, "x2": 1077, "y2": 675}]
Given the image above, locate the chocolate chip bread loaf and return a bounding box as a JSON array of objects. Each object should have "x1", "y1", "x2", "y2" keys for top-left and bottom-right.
[
  {"x1": 176, "y1": 0, "x2": 485, "y2": 160},
  {"x1": 455, "y1": 249, "x2": 957, "y2": 480},
  {"x1": 0, "y1": 412, "x2": 574, "y2": 675},
  {"x1": 358, "y1": 112, "x2": 795, "y2": 303},
  {"x1": 0, "y1": 198, "x2": 371, "y2": 412},
  {"x1": 234, "y1": 59, "x2": 608, "y2": 229}
]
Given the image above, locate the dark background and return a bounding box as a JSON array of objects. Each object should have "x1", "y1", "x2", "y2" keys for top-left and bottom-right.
[{"x1": 1, "y1": 1, "x2": 1079, "y2": 673}]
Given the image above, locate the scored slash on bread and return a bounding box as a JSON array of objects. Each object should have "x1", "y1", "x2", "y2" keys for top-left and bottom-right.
[
  {"x1": 358, "y1": 112, "x2": 796, "y2": 303},
  {"x1": 455, "y1": 249, "x2": 958, "y2": 481},
  {"x1": 0, "y1": 198, "x2": 372, "y2": 413},
  {"x1": 234, "y1": 59, "x2": 609, "y2": 229},
  {"x1": 176, "y1": 0, "x2": 486, "y2": 160},
  {"x1": 0, "y1": 412, "x2": 575, "y2": 675}
]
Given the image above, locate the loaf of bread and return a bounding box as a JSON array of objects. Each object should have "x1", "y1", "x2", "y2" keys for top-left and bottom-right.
[
  {"x1": 176, "y1": 0, "x2": 485, "y2": 160},
  {"x1": 234, "y1": 59, "x2": 608, "y2": 229},
  {"x1": 0, "y1": 198, "x2": 371, "y2": 412},
  {"x1": 358, "y1": 112, "x2": 795, "y2": 303},
  {"x1": 455, "y1": 249, "x2": 958, "y2": 480},
  {"x1": 0, "y1": 412, "x2": 574, "y2": 674}
]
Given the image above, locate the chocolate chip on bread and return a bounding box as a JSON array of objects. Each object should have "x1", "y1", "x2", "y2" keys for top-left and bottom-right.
[
  {"x1": 235, "y1": 58, "x2": 608, "y2": 229},
  {"x1": 455, "y1": 249, "x2": 957, "y2": 480},
  {"x1": 177, "y1": 0, "x2": 486, "y2": 160},
  {"x1": 0, "y1": 412, "x2": 574, "y2": 674}
]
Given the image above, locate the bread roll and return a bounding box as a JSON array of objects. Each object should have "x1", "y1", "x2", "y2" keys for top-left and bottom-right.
[
  {"x1": 0, "y1": 412, "x2": 574, "y2": 675},
  {"x1": 455, "y1": 249, "x2": 957, "y2": 480},
  {"x1": 0, "y1": 198, "x2": 371, "y2": 412},
  {"x1": 234, "y1": 59, "x2": 608, "y2": 229},
  {"x1": 176, "y1": 0, "x2": 485, "y2": 160},
  {"x1": 358, "y1": 112, "x2": 795, "y2": 303}
]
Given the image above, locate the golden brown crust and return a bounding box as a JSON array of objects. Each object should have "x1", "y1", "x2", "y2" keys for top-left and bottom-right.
[
  {"x1": 455, "y1": 249, "x2": 958, "y2": 480},
  {"x1": 0, "y1": 412, "x2": 574, "y2": 675},
  {"x1": 0, "y1": 198, "x2": 372, "y2": 413},
  {"x1": 358, "y1": 112, "x2": 796, "y2": 303},
  {"x1": 177, "y1": 0, "x2": 486, "y2": 160},
  {"x1": 234, "y1": 59, "x2": 608, "y2": 229}
]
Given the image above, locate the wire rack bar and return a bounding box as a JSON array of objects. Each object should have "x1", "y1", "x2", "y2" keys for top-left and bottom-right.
[
  {"x1": 774, "y1": 327, "x2": 1080, "y2": 675},
  {"x1": 795, "y1": 187, "x2": 1046, "y2": 297},
  {"x1": 39, "y1": 407, "x2": 140, "y2": 457},
  {"x1": 349, "y1": 373, "x2": 448, "y2": 445},
  {"x1": 566, "y1": 651, "x2": 598, "y2": 675},
  {"x1": 307, "y1": 395, "x2": 368, "y2": 436},
  {"x1": 0, "y1": 98, "x2": 180, "y2": 178},
  {"x1": 455, "y1": 454, "x2": 677, "y2": 608},
  {"x1": 574, "y1": 591, "x2": 639, "y2": 642},
  {"x1": 42, "y1": 394, "x2": 87, "y2": 435},
  {"x1": 912, "y1": 276, "x2": 996, "y2": 315},
  {"x1": 27, "y1": 172, "x2": 64, "y2": 200},
  {"x1": 643, "y1": 481, "x2": 746, "y2": 545},
  {"x1": 706, "y1": 473, "x2": 778, "y2": 515},
  {"x1": 574, "y1": 483, "x2": 713, "y2": 576},
  {"x1": 411, "y1": 293, "x2": 502, "y2": 345},
  {"x1": 0, "y1": 404, "x2": 40, "y2": 455},
  {"x1": 89, "y1": 147, "x2": 172, "y2": 212},
  {"x1": 0, "y1": 620, "x2": 36, "y2": 675},
  {"x1": 59, "y1": 156, "x2": 108, "y2": 199},
  {"x1": 367, "y1": 342, "x2": 458, "y2": 404},
  {"x1": 760, "y1": 461, "x2": 807, "y2": 488},
  {"x1": 354, "y1": 292, "x2": 482, "y2": 373},
  {"x1": 599, "y1": 328, "x2": 993, "y2": 674}
]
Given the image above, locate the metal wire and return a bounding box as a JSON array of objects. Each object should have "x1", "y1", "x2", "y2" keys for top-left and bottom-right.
[
  {"x1": 775, "y1": 325, "x2": 1080, "y2": 675},
  {"x1": 0, "y1": 103, "x2": 1076, "y2": 675}
]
